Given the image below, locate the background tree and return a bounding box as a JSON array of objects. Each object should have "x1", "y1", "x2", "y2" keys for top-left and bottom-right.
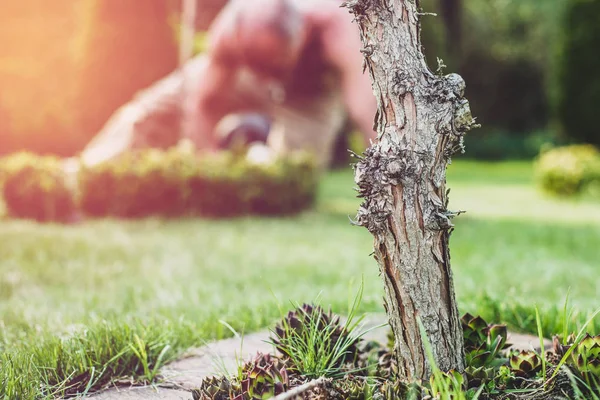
[
  {"x1": 439, "y1": 0, "x2": 462, "y2": 63},
  {"x1": 344, "y1": 0, "x2": 478, "y2": 379},
  {"x1": 555, "y1": 0, "x2": 600, "y2": 147}
]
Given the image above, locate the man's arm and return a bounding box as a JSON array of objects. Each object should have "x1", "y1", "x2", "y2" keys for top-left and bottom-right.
[{"x1": 183, "y1": 56, "x2": 237, "y2": 150}]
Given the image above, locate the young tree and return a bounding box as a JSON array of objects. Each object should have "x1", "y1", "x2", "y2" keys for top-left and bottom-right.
[{"x1": 344, "y1": 0, "x2": 479, "y2": 380}]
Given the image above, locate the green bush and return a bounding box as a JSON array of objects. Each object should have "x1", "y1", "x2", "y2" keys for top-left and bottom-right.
[
  {"x1": 555, "y1": 0, "x2": 600, "y2": 147},
  {"x1": 534, "y1": 144, "x2": 600, "y2": 196},
  {"x1": 79, "y1": 147, "x2": 318, "y2": 218},
  {"x1": 0, "y1": 152, "x2": 76, "y2": 222}
]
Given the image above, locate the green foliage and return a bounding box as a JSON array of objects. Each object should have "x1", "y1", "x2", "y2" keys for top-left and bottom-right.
[
  {"x1": 429, "y1": 369, "x2": 471, "y2": 400},
  {"x1": 459, "y1": 54, "x2": 549, "y2": 138},
  {"x1": 535, "y1": 306, "x2": 548, "y2": 382},
  {"x1": 0, "y1": 152, "x2": 76, "y2": 222},
  {"x1": 78, "y1": 147, "x2": 318, "y2": 218},
  {"x1": 556, "y1": 0, "x2": 600, "y2": 147},
  {"x1": 550, "y1": 307, "x2": 600, "y2": 396},
  {"x1": 555, "y1": 333, "x2": 600, "y2": 389},
  {"x1": 420, "y1": 0, "x2": 564, "y2": 147},
  {"x1": 508, "y1": 350, "x2": 542, "y2": 378},
  {"x1": 461, "y1": 313, "x2": 510, "y2": 390},
  {"x1": 569, "y1": 334, "x2": 600, "y2": 385},
  {"x1": 464, "y1": 365, "x2": 495, "y2": 389},
  {"x1": 467, "y1": 294, "x2": 600, "y2": 341},
  {"x1": 462, "y1": 313, "x2": 510, "y2": 370},
  {"x1": 419, "y1": 316, "x2": 484, "y2": 400},
  {"x1": 534, "y1": 144, "x2": 600, "y2": 196}
]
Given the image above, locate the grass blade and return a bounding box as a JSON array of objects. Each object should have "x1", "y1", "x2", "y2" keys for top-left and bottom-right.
[
  {"x1": 535, "y1": 305, "x2": 547, "y2": 382},
  {"x1": 549, "y1": 306, "x2": 600, "y2": 383}
]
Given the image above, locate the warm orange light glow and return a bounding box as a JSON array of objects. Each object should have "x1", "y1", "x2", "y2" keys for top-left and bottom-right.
[{"x1": 0, "y1": 1, "x2": 179, "y2": 156}]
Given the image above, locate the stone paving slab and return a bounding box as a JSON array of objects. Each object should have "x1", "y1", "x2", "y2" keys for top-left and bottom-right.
[
  {"x1": 85, "y1": 313, "x2": 550, "y2": 399},
  {"x1": 89, "y1": 386, "x2": 191, "y2": 400},
  {"x1": 159, "y1": 314, "x2": 390, "y2": 391},
  {"x1": 160, "y1": 331, "x2": 276, "y2": 390}
]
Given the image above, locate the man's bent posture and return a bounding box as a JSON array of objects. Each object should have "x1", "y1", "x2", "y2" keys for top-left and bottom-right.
[{"x1": 80, "y1": 0, "x2": 376, "y2": 169}]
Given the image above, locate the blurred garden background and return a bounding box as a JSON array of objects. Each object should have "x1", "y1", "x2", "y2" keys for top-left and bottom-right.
[{"x1": 0, "y1": 0, "x2": 599, "y2": 397}]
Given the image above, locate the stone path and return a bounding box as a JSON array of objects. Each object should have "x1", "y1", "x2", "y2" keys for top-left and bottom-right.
[{"x1": 85, "y1": 314, "x2": 551, "y2": 400}]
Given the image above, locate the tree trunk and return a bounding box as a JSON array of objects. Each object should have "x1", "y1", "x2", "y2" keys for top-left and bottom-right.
[{"x1": 344, "y1": 0, "x2": 479, "y2": 380}]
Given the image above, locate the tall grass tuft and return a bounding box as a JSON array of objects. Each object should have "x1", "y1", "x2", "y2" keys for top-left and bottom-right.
[
  {"x1": 268, "y1": 281, "x2": 380, "y2": 379},
  {"x1": 0, "y1": 318, "x2": 198, "y2": 399}
]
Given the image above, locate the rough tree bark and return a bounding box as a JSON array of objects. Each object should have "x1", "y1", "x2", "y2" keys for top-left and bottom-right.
[{"x1": 344, "y1": 0, "x2": 479, "y2": 380}]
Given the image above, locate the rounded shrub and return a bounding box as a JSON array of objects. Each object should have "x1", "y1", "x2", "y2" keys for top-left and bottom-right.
[
  {"x1": 79, "y1": 147, "x2": 318, "y2": 219},
  {"x1": 534, "y1": 144, "x2": 600, "y2": 196},
  {"x1": 555, "y1": 0, "x2": 600, "y2": 147},
  {"x1": 0, "y1": 152, "x2": 76, "y2": 222}
]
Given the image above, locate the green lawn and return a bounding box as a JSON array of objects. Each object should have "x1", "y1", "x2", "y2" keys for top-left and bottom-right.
[{"x1": 1, "y1": 160, "x2": 599, "y2": 397}]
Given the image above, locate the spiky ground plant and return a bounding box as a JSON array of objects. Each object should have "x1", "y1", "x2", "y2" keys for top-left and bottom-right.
[
  {"x1": 509, "y1": 350, "x2": 543, "y2": 378},
  {"x1": 268, "y1": 285, "x2": 380, "y2": 379},
  {"x1": 188, "y1": 304, "x2": 600, "y2": 400},
  {"x1": 193, "y1": 376, "x2": 238, "y2": 400},
  {"x1": 461, "y1": 313, "x2": 511, "y2": 369},
  {"x1": 270, "y1": 303, "x2": 361, "y2": 368},
  {"x1": 553, "y1": 333, "x2": 600, "y2": 392},
  {"x1": 192, "y1": 353, "x2": 291, "y2": 400}
]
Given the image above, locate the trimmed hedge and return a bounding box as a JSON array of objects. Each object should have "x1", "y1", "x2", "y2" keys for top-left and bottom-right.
[
  {"x1": 0, "y1": 153, "x2": 76, "y2": 222},
  {"x1": 1, "y1": 148, "x2": 318, "y2": 222},
  {"x1": 534, "y1": 144, "x2": 600, "y2": 196}
]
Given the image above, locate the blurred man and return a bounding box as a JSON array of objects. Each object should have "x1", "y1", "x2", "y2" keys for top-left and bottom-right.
[{"x1": 80, "y1": 0, "x2": 376, "y2": 169}]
